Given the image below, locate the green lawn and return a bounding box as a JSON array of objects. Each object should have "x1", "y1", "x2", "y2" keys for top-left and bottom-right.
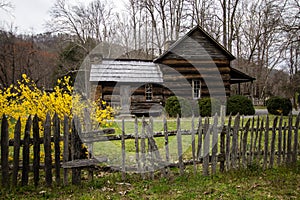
[{"x1": 1, "y1": 162, "x2": 299, "y2": 199}]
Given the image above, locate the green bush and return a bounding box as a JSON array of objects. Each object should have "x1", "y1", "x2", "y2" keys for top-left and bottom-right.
[
  {"x1": 198, "y1": 97, "x2": 221, "y2": 117},
  {"x1": 226, "y1": 95, "x2": 255, "y2": 115},
  {"x1": 165, "y1": 96, "x2": 192, "y2": 117},
  {"x1": 266, "y1": 96, "x2": 292, "y2": 116}
]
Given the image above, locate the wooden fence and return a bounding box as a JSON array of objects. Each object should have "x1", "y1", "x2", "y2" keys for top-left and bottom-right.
[{"x1": 0, "y1": 113, "x2": 299, "y2": 188}]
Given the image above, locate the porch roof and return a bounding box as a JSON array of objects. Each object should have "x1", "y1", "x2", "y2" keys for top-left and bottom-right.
[
  {"x1": 230, "y1": 67, "x2": 256, "y2": 84},
  {"x1": 90, "y1": 60, "x2": 163, "y2": 83}
]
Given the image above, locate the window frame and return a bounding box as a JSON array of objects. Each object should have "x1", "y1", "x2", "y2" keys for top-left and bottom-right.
[
  {"x1": 192, "y1": 79, "x2": 201, "y2": 99},
  {"x1": 145, "y1": 83, "x2": 153, "y2": 101}
]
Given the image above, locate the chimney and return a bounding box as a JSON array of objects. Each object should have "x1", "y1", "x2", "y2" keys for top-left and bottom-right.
[{"x1": 89, "y1": 53, "x2": 103, "y2": 65}]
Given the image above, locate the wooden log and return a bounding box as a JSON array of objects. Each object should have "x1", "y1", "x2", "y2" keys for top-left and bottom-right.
[
  {"x1": 177, "y1": 115, "x2": 184, "y2": 175},
  {"x1": 63, "y1": 116, "x2": 69, "y2": 186},
  {"x1": 211, "y1": 114, "x2": 218, "y2": 175},
  {"x1": 287, "y1": 114, "x2": 293, "y2": 164},
  {"x1": 12, "y1": 118, "x2": 21, "y2": 187},
  {"x1": 53, "y1": 114, "x2": 61, "y2": 185},
  {"x1": 269, "y1": 117, "x2": 278, "y2": 168},
  {"x1": 292, "y1": 113, "x2": 300, "y2": 164},
  {"x1": 33, "y1": 115, "x2": 40, "y2": 187},
  {"x1": 263, "y1": 116, "x2": 269, "y2": 170},
  {"x1": 44, "y1": 113, "x2": 52, "y2": 187},
  {"x1": 1, "y1": 114, "x2": 9, "y2": 188},
  {"x1": 22, "y1": 116, "x2": 31, "y2": 186},
  {"x1": 225, "y1": 114, "x2": 232, "y2": 171},
  {"x1": 163, "y1": 115, "x2": 170, "y2": 177},
  {"x1": 203, "y1": 117, "x2": 210, "y2": 176},
  {"x1": 231, "y1": 114, "x2": 240, "y2": 169},
  {"x1": 277, "y1": 115, "x2": 283, "y2": 166},
  {"x1": 121, "y1": 118, "x2": 126, "y2": 181},
  {"x1": 242, "y1": 119, "x2": 250, "y2": 168},
  {"x1": 191, "y1": 115, "x2": 197, "y2": 175}
]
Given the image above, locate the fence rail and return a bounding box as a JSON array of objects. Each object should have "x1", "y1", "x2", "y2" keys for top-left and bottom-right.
[{"x1": 0, "y1": 113, "x2": 299, "y2": 188}]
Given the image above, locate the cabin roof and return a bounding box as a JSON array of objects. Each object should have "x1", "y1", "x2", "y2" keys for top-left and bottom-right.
[
  {"x1": 230, "y1": 67, "x2": 256, "y2": 84},
  {"x1": 90, "y1": 60, "x2": 163, "y2": 83},
  {"x1": 154, "y1": 25, "x2": 235, "y2": 63}
]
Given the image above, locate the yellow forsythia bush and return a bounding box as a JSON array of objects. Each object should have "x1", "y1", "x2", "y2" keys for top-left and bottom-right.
[{"x1": 0, "y1": 74, "x2": 114, "y2": 139}]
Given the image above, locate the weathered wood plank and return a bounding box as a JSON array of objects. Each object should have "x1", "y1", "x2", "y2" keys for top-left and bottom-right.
[
  {"x1": 177, "y1": 115, "x2": 184, "y2": 175},
  {"x1": 53, "y1": 114, "x2": 61, "y2": 185},
  {"x1": 63, "y1": 116, "x2": 69, "y2": 186},
  {"x1": 231, "y1": 114, "x2": 240, "y2": 169},
  {"x1": 22, "y1": 116, "x2": 31, "y2": 186},
  {"x1": 203, "y1": 117, "x2": 210, "y2": 176},
  {"x1": 211, "y1": 114, "x2": 218, "y2": 174},
  {"x1": 141, "y1": 117, "x2": 146, "y2": 179},
  {"x1": 287, "y1": 114, "x2": 293, "y2": 164},
  {"x1": 242, "y1": 119, "x2": 250, "y2": 168},
  {"x1": 269, "y1": 117, "x2": 278, "y2": 168},
  {"x1": 121, "y1": 118, "x2": 126, "y2": 181},
  {"x1": 283, "y1": 122, "x2": 287, "y2": 162},
  {"x1": 191, "y1": 115, "x2": 197, "y2": 175},
  {"x1": 249, "y1": 117, "x2": 255, "y2": 164},
  {"x1": 258, "y1": 118, "x2": 264, "y2": 161},
  {"x1": 263, "y1": 116, "x2": 269, "y2": 170},
  {"x1": 225, "y1": 114, "x2": 232, "y2": 171},
  {"x1": 12, "y1": 118, "x2": 21, "y2": 186},
  {"x1": 71, "y1": 117, "x2": 82, "y2": 185},
  {"x1": 163, "y1": 115, "x2": 170, "y2": 177},
  {"x1": 253, "y1": 116, "x2": 260, "y2": 161},
  {"x1": 33, "y1": 115, "x2": 40, "y2": 187},
  {"x1": 134, "y1": 117, "x2": 141, "y2": 174},
  {"x1": 1, "y1": 114, "x2": 9, "y2": 188},
  {"x1": 197, "y1": 116, "x2": 203, "y2": 160},
  {"x1": 44, "y1": 113, "x2": 52, "y2": 187},
  {"x1": 277, "y1": 115, "x2": 283, "y2": 166},
  {"x1": 292, "y1": 113, "x2": 300, "y2": 164}
]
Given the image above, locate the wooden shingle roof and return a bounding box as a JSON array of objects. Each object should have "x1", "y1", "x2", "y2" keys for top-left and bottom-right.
[{"x1": 89, "y1": 60, "x2": 163, "y2": 83}]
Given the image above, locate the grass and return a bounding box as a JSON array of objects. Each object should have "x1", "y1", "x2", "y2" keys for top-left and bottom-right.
[{"x1": 1, "y1": 162, "x2": 299, "y2": 199}]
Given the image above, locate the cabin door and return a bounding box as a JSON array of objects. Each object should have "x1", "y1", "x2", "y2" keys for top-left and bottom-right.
[{"x1": 120, "y1": 85, "x2": 131, "y2": 114}]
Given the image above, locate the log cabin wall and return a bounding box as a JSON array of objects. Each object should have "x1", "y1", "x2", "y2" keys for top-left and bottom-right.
[{"x1": 155, "y1": 26, "x2": 234, "y2": 100}]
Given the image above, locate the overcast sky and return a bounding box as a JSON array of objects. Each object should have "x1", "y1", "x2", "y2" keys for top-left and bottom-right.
[{"x1": 0, "y1": 0, "x2": 123, "y2": 34}]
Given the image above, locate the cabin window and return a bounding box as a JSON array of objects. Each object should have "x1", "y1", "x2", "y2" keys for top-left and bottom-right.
[
  {"x1": 145, "y1": 84, "x2": 153, "y2": 101},
  {"x1": 192, "y1": 80, "x2": 201, "y2": 99}
]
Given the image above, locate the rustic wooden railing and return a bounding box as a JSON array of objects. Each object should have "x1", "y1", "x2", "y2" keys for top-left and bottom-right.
[{"x1": 0, "y1": 113, "x2": 299, "y2": 188}]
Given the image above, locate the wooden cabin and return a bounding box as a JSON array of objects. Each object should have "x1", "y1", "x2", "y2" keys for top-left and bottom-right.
[{"x1": 89, "y1": 26, "x2": 255, "y2": 116}]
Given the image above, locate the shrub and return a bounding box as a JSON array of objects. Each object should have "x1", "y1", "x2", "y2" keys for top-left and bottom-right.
[
  {"x1": 165, "y1": 96, "x2": 192, "y2": 117},
  {"x1": 226, "y1": 95, "x2": 255, "y2": 115},
  {"x1": 198, "y1": 97, "x2": 221, "y2": 117},
  {"x1": 266, "y1": 96, "x2": 292, "y2": 116}
]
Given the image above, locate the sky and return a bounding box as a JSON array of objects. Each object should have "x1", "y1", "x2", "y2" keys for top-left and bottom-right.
[{"x1": 0, "y1": 0, "x2": 124, "y2": 34}]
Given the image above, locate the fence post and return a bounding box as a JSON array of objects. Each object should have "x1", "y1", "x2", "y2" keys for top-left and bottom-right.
[
  {"x1": 71, "y1": 117, "x2": 82, "y2": 185},
  {"x1": 44, "y1": 113, "x2": 52, "y2": 187},
  {"x1": 277, "y1": 115, "x2": 283, "y2": 166},
  {"x1": 191, "y1": 115, "x2": 197, "y2": 175},
  {"x1": 63, "y1": 115, "x2": 69, "y2": 186},
  {"x1": 211, "y1": 114, "x2": 218, "y2": 175},
  {"x1": 197, "y1": 116, "x2": 203, "y2": 161},
  {"x1": 33, "y1": 115, "x2": 40, "y2": 187},
  {"x1": 258, "y1": 118, "x2": 264, "y2": 162},
  {"x1": 53, "y1": 113, "x2": 61, "y2": 185},
  {"x1": 163, "y1": 114, "x2": 170, "y2": 177},
  {"x1": 263, "y1": 116, "x2": 269, "y2": 170},
  {"x1": 121, "y1": 118, "x2": 126, "y2": 181},
  {"x1": 231, "y1": 114, "x2": 240, "y2": 169},
  {"x1": 12, "y1": 118, "x2": 21, "y2": 187},
  {"x1": 287, "y1": 114, "x2": 293, "y2": 164},
  {"x1": 1, "y1": 114, "x2": 9, "y2": 188},
  {"x1": 242, "y1": 119, "x2": 250, "y2": 168},
  {"x1": 141, "y1": 117, "x2": 146, "y2": 179},
  {"x1": 253, "y1": 116, "x2": 260, "y2": 162},
  {"x1": 177, "y1": 115, "x2": 184, "y2": 175},
  {"x1": 249, "y1": 117, "x2": 255, "y2": 164},
  {"x1": 269, "y1": 117, "x2": 278, "y2": 168},
  {"x1": 22, "y1": 115, "x2": 31, "y2": 186},
  {"x1": 134, "y1": 117, "x2": 141, "y2": 174},
  {"x1": 203, "y1": 117, "x2": 210, "y2": 176},
  {"x1": 225, "y1": 114, "x2": 232, "y2": 171},
  {"x1": 292, "y1": 113, "x2": 300, "y2": 164}
]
